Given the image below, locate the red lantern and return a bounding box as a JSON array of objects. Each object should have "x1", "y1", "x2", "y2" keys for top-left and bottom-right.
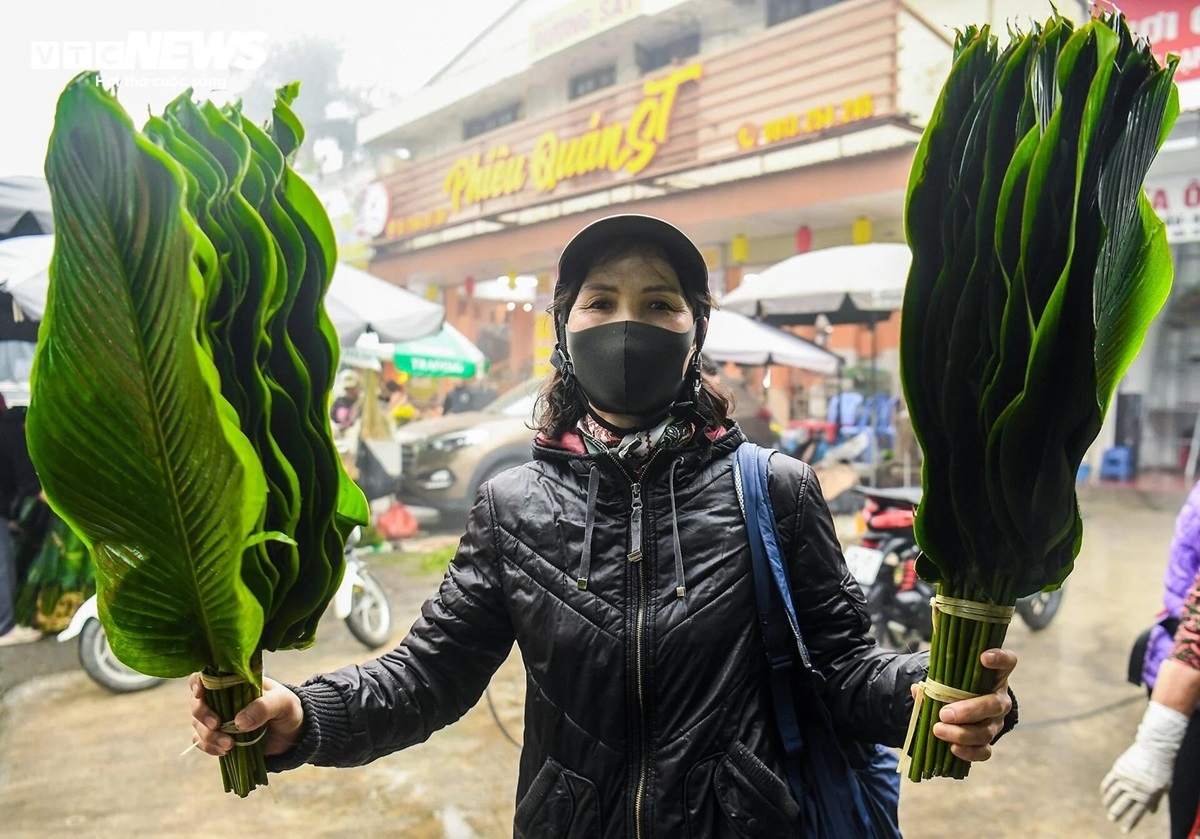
[
  {"x1": 464, "y1": 275, "x2": 475, "y2": 296},
  {"x1": 795, "y1": 225, "x2": 812, "y2": 254}
]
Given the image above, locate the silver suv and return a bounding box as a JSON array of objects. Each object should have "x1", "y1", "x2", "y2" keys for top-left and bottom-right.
[{"x1": 394, "y1": 376, "x2": 544, "y2": 522}]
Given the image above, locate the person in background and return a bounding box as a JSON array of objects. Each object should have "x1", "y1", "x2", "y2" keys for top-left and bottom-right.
[
  {"x1": 704, "y1": 361, "x2": 780, "y2": 449},
  {"x1": 0, "y1": 394, "x2": 43, "y2": 646},
  {"x1": 1103, "y1": 482, "x2": 1200, "y2": 837},
  {"x1": 189, "y1": 214, "x2": 1017, "y2": 837},
  {"x1": 329, "y1": 369, "x2": 363, "y2": 434},
  {"x1": 442, "y1": 375, "x2": 497, "y2": 415},
  {"x1": 384, "y1": 377, "x2": 418, "y2": 428}
]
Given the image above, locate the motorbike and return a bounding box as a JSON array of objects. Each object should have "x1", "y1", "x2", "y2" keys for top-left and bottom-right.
[
  {"x1": 57, "y1": 540, "x2": 394, "y2": 694},
  {"x1": 843, "y1": 485, "x2": 1064, "y2": 652}
]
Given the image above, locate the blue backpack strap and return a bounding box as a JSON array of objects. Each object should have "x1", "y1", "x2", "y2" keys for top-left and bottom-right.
[
  {"x1": 736, "y1": 441, "x2": 884, "y2": 838},
  {"x1": 736, "y1": 442, "x2": 808, "y2": 800}
]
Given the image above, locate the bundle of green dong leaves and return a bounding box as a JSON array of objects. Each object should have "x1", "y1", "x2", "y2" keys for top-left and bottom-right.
[
  {"x1": 900, "y1": 11, "x2": 1178, "y2": 780},
  {"x1": 27, "y1": 73, "x2": 369, "y2": 796}
]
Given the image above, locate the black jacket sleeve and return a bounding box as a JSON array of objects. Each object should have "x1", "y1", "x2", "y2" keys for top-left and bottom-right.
[
  {"x1": 767, "y1": 452, "x2": 928, "y2": 747},
  {"x1": 266, "y1": 481, "x2": 515, "y2": 772}
]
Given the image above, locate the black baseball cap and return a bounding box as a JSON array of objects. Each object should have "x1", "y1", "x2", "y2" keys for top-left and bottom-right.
[{"x1": 556, "y1": 214, "x2": 711, "y2": 312}]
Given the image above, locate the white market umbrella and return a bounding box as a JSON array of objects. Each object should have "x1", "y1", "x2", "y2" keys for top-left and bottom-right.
[
  {"x1": 719, "y1": 243, "x2": 911, "y2": 325},
  {"x1": 325, "y1": 263, "x2": 444, "y2": 345},
  {"x1": 0, "y1": 234, "x2": 445, "y2": 346},
  {"x1": 0, "y1": 176, "x2": 54, "y2": 237},
  {"x1": 704, "y1": 309, "x2": 841, "y2": 376},
  {"x1": 0, "y1": 233, "x2": 53, "y2": 321}
]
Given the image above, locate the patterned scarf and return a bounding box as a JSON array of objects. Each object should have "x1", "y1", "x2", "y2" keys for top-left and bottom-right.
[{"x1": 579, "y1": 414, "x2": 693, "y2": 465}]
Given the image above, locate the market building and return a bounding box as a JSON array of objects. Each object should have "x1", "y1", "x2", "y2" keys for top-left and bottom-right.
[
  {"x1": 336, "y1": 0, "x2": 1200, "y2": 481},
  {"x1": 346, "y1": 0, "x2": 1072, "y2": 413},
  {"x1": 1119, "y1": 0, "x2": 1200, "y2": 480}
]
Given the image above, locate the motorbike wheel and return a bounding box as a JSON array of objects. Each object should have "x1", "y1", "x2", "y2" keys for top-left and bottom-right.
[
  {"x1": 345, "y1": 568, "x2": 393, "y2": 649},
  {"x1": 78, "y1": 620, "x2": 162, "y2": 694},
  {"x1": 1015, "y1": 588, "x2": 1064, "y2": 631}
]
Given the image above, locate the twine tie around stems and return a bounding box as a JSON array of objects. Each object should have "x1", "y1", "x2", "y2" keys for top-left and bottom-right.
[
  {"x1": 179, "y1": 671, "x2": 267, "y2": 756},
  {"x1": 198, "y1": 671, "x2": 267, "y2": 746},
  {"x1": 199, "y1": 672, "x2": 253, "y2": 690},
  {"x1": 931, "y1": 594, "x2": 1015, "y2": 627},
  {"x1": 898, "y1": 595, "x2": 1015, "y2": 775}
]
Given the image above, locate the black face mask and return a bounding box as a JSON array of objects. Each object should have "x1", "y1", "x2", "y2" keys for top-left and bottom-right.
[{"x1": 565, "y1": 320, "x2": 697, "y2": 418}]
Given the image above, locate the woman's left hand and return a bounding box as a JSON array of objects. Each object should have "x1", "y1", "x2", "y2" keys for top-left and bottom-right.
[{"x1": 924, "y1": 648, "x2": 1018, "y2": 762}]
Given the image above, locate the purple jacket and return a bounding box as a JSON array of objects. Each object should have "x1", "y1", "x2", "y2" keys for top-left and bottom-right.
[{"x1": 1142, "y1": 480, "x2": 1200, "y2": 691}]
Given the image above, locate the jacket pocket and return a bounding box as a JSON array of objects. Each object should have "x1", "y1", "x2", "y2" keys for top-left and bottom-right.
[
  {"x1": 513, "y1": 756, "x2": 602, "y2": 839},
  {"x1": 686, "y1": 741, "x2": 801, "y2": 838}
]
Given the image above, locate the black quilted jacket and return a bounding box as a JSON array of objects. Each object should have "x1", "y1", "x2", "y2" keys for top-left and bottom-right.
[{"x1": 269, "y1": 423, "x2": 929, "y2": 838}]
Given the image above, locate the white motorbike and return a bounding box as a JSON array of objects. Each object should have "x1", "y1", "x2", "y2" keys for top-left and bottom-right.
[{"x1": 57, "y1": 544, "x2": 394, "y2": 694}]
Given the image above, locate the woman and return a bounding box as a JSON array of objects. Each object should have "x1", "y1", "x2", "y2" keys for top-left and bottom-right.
[
  {"x1": 1103, "y1": 483, "x2": 1200, "y2": 838},
  {"x1": 190, "y1": 214, "x2": 1017, "y2": 837}
]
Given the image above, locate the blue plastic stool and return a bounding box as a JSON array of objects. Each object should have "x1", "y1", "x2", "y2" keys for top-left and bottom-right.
[{"x1": 1099, "y1": 446, "x2": 1134, "y2": 481}]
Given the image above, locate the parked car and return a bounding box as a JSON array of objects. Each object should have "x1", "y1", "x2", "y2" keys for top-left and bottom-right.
[
  {"x1": 394, "y1": 376, "x2": 544, "y2": 522},
  {"x1": 395, "y1": 370, "x2": 781, "y2": 523}
]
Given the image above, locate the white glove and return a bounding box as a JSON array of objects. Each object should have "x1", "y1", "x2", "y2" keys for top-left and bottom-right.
[{"x1": 1101, "y1": 701, "x2": 1190, "y2": 832}]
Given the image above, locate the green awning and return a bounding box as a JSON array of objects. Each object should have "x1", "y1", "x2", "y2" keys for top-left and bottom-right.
[{"x1": 390, "y1": 323, "x2": 488, "y2": 379}]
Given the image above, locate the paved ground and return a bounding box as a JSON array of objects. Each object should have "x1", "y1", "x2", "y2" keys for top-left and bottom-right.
[{"x1": 0, "y1": 481, "x2": 1190, "y2": 838}]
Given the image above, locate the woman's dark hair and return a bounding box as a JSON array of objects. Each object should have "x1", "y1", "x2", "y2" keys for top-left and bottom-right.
[{"x1": 535, "y1": 236, "x2": 732, "y2": 438}]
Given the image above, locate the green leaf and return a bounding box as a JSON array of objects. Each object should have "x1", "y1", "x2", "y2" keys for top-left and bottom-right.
[
  {"x1": 29, "y1": 73, "x2": 267, "y2": 683},
  {"x1": 265, "y1": 122, "x2": 366, "y2": 647},
  {"x1": 899, "y1": 7, "x2": 1178, "y2": 782},
  {"x1": 901, "y1": 28, "x2": 1002, "y2": 583},
  {"x1": 1093, "y1": 72, "x2": 1179, "y2": 410},
  {"x1": 901, "y1": 11, "x2": 1178, "y2": 597},
  {"x1": 159, "y1": 97, "x2": 309, "y2": 641}
]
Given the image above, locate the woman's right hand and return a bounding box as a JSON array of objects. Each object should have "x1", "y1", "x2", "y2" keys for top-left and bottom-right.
[{"x1": 188, "y1": 673, "x2": 305, "y2": 757}]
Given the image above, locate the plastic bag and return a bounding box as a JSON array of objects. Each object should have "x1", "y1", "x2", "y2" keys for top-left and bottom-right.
[{"x1": 377, "y1": 501, "x2": 419, "y2": 541}]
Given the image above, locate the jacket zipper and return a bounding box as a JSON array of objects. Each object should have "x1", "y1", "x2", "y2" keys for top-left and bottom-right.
[
  {"x1": 608, "y1": 448, "x2": 661, "y2": 839},
  {"x1": 629, "y1": 481, "x2": 647, "y2": 839}
]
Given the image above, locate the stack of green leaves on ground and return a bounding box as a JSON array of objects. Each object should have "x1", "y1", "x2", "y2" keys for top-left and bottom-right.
[
  {"x1": 900, "y1": 11, "x2": 1177, "y2": 780},
  {"x1": 26, "y1": 72, "x2": 368, "y2": 797},
  {"x1": 13, "y1": 499, "x2": 94, "y2": 629}
]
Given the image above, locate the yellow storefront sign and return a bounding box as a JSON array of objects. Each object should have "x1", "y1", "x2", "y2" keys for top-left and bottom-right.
[
  {"x1": 385, "y1": 207, "x2": 450, "y2": 239},
  {"x1": 736, "y1": 93, "x2": 875, "y2": 150},
  {"x1": 443, "y1": 63, "x2": 703, "y2": 213}
]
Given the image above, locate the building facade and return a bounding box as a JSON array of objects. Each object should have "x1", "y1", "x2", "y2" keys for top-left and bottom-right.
[{"x1": 343, "y1": 0, "x2": 1200, "y2": 478}]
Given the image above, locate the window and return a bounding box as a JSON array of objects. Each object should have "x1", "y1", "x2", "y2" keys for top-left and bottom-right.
[
  {"x1": 569, "y1": 64, "x2": 617, "y2": 100},
  {"x1": 767, "y1": 0, "x2": 841, "y2": 27},
  {"x1": 463, "y1": 102, "x2": 522, "y2": 141},
  {"x1": 635, "y1": 32, "x2": 700, "y2": 74}
]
